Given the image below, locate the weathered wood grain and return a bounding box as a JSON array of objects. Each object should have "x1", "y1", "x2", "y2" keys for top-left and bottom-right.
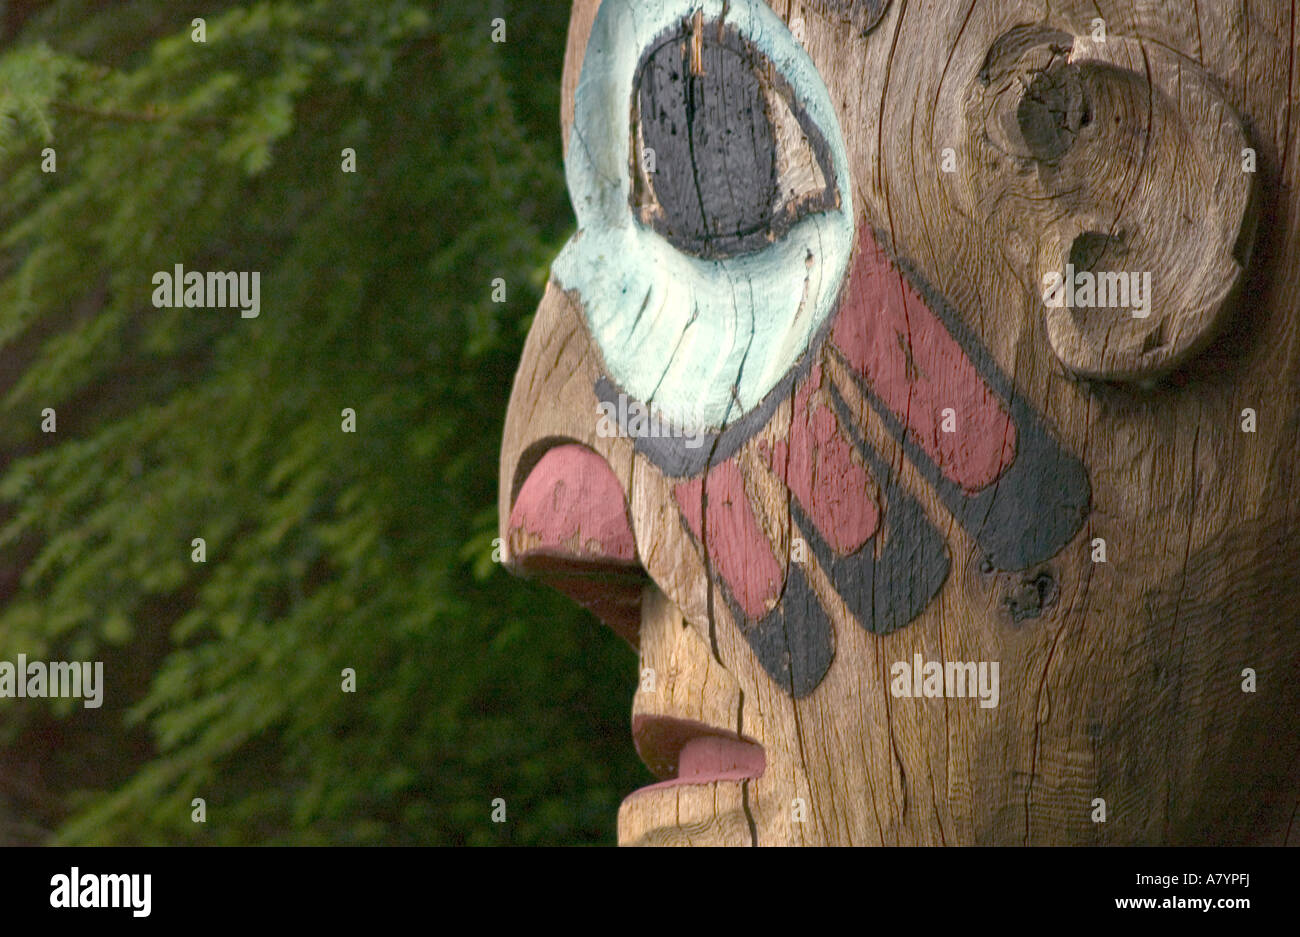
[{"x1": 503, "y1": 0, "x2": 1300, "y2": 846}]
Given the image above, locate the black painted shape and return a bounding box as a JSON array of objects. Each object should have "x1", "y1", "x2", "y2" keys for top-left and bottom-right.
[
  {"x1": 729, "y1": 562, "x2": 834, "y2": 700},
  {"x1": 699, "y1": 427, "x2": 945, "y2": 697},
  {"x1": 632, "y1": 19, "x2": 837, "y2": 260},
  {"x1": 596, "y1": 362, "x2": 798, "y2": 478},
  {"x1": 792, "y1": 446, "x2": 949, "y2": 636},
  {"x1": 665, "y1": 411, "x2": 944, "y2": 698},
  {"x1": 832, "y1": 230, "x2": 1091, "y2": 572},
  {"x1": 636, "y1": 25, "x2": 776, "y2": 256},
  {"x1": 671, "y1": 510, "x2": 832, "y2": 698},
  {"x1": 670, "y1": 489, "x2": 832, "y2": 698}
]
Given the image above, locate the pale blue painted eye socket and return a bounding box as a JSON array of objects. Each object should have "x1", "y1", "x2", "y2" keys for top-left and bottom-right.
[{"x1": 552, "y1": 0, "x2": 855, "y2": 434}]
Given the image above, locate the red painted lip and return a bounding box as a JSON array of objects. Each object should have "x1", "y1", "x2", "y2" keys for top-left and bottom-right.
[{"x1": 627, "y1": 715, "x2": 766, "y2": 797}]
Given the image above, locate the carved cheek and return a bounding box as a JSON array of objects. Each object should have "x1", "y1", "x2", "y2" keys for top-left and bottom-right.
[
  {"x1": 518, "y1": 2, "x2": 1098, "y2": 701},
  {"x1": 954, "y1": 27, "x2": 1258, "y2": 382}
]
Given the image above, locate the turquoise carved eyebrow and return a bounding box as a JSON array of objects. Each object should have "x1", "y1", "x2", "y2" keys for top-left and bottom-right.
[{"x1": 552, "y1": 0, "x2": 855, "y2": 433}]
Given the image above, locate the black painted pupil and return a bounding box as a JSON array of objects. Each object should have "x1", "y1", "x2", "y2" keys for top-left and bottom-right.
[{"x1": 635, "y1": 24, "x2": 778, "y2": 257}]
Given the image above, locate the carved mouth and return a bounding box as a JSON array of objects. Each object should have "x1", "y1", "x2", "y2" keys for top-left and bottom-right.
[{"x1": 627, "y1": 715, "x2": 766, "y2": 797}]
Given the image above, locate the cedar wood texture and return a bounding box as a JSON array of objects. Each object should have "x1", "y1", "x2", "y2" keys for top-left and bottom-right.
[{"x1": 501, "y1": 0, "x2": 1300, "y2": 846}]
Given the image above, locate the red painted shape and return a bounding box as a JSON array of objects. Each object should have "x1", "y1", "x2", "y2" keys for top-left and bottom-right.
[
  {"x1": 677, "y1": 734, "x2": 767, "y2": 782},
  {"x1": 630, "y1": 715, "x2": 766, "y2": 790},
  {"x1": 761, "y1": 362, "x2": 879, "y2": 555},
  {"x1": 509, "y1": 445, "x2": 643, "y2": 648},
  {"x1": 830, "y1": 227, "x2": 1017, "y2": 493},
  {"x1": 674, "y1": 459, "x2": 782, "y2": 621},
  {"x1": 509, "y1": 444, "x2": 635, "y2": 561}
]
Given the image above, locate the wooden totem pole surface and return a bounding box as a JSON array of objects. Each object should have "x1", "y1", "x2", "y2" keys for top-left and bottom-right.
[{"x1": 499, "y1": 0, "x2": 1300, "y2": 846}]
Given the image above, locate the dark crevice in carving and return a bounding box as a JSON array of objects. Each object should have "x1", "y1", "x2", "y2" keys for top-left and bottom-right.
[
  {"x1": 1017, "y1": 63, "x2": 1090, "y2": 163},
  {"x1": 1068, "y1": 229, "x2": 1126, "y2": 273}
]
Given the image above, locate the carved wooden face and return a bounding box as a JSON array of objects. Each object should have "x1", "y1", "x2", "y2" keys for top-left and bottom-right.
[{"x1": 500, "y1": 0, "x2": 1300, "y2": 845}]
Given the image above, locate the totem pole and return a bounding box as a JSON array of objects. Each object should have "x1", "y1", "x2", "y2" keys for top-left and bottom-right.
[{"x1": 500, "y1": 0, "x2": 1299, "y2": 845}]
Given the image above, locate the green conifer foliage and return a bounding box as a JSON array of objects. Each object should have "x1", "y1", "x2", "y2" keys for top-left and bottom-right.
[{"x1": 0, "y1": 0, "x2": 648, "y2": 845}]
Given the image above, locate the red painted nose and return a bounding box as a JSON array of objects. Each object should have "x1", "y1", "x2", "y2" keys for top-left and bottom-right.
[{"x1": 506, "y1": 444, "x2": 646, "y2": 648}]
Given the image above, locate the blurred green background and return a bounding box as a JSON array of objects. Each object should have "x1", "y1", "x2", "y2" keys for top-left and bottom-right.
[{"x1": 0, "y1": 0, "x2": 650, "y2": 844}]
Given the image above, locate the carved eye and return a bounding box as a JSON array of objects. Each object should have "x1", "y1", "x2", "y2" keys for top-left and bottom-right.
[
  {"x1": 630, "y1": 16, "x2": 839, "y2": 259},
  {"x1": 553, "y1": 0, "x2": 854, "y2": 434}
]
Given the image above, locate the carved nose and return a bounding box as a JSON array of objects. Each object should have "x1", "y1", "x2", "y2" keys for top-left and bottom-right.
[{"x1": 506, "y1": 443, "x2": 647, "y2": 648}]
